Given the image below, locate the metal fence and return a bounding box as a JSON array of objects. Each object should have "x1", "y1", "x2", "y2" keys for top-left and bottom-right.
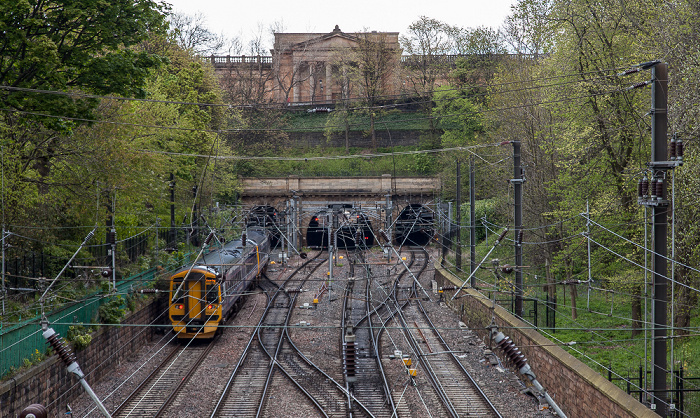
[{"x1": 0, "y1": 268, "x2": 156, "y2": 378}]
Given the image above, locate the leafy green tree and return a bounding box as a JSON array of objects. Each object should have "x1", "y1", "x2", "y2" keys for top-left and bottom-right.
[
  {"x1": 0, "y1": 0, "x2": 167, "y2": 232},
  {"x1": 533, "y1": 0, "x2": 652, "y2": 327},
  {"x1": 653, "y1": 0, "x2": 700, "y2": 334},
  {"x1": 502, "y1": 0, "x2": 556, "y2": 58},
  {"x1": 400, "y1": 17, "x2": 454, "y2": 134},
  {"x1": 0, "y1": 0, "x2": 167, "y2": 119}
]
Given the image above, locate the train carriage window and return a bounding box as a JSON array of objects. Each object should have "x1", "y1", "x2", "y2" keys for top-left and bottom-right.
[
  {"x1": 204, "y1": 280, "x2": 219, "y2": 303},
  {"x1": 171, "y1": 280, "x2": 185, "y2": 302}
]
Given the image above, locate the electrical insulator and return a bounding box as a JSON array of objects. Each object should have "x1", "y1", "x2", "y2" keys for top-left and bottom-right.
[
  {"x1": 501, "y1": 264, "x2": 514, "y2": 274},
  {"x1": 637, "y1": 178, "x2": 643, "y2": 198},
  {"x1": 107, "y1": 229, "x2": 116, "y2": 245},
  {"x1": 379, "y1": 229, "x2": 389, "y2": 242},
  {"x1": 241, "y1": 232, "x2": 246, "y2": 247},
  {"x1": 677, "y1": 138, "x2": 684, "y2": 161},
  {"x1": 101, "y1": 269, "x2": 112, "y2": 278},
  {"x1": 641, "y1": 176, "x2": 649, "y2": 198},
  {"x1": 656, "y1": 178, "x2": 664, "y2": 200},
  {"x1": 20, "y1": 404, "x2": 47, "y2": 418},
  {"x1": 43, "y1": 328, "x2": 76, "y2": 367},
  {"x1": 517, "y1": 230, "x2": 524, "y2": 245},
  {"x1": 650, "y1": 177, "x2": 658, "y2": 199},
  {"x1": 670, "y1": 136, "x2": 677, "y2": 160},
  {"x1": 493, "y1": 332, "x2": 528, "y2": 370},
  {"x1": 204, "y1": 232, "x2": 214, "y2": 246}
]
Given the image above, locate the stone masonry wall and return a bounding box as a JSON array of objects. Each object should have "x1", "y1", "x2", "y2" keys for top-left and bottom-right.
[
  {"x1": 0, "y1": 298, "x2": 164, "y2": 417},
  {"x1": 433, "y1": 262, "x2": 659, "y2": 418}
]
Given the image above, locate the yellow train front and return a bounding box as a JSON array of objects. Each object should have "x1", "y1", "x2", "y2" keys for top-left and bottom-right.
[{"x1": 168, "y1": 229, "x2": 270, "y2": 339}]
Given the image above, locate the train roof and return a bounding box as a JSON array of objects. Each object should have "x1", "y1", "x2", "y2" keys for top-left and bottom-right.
[{"x1": 173, "y1": 229, "x2": 268, "y2": 278}]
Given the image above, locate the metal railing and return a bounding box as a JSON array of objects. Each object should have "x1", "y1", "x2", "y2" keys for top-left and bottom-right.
[{"x1": 0, "y1": 268, "x2": 156, "y2": 378}]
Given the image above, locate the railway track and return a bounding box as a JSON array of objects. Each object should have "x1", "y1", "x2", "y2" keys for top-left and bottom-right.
[
  {"x1": 212, "y1": 253, "x2": 358, "y2": 417},
  {"x1": 112, "y1": 338, "x2": 217, "y2": 418},
  {"x1": 398, "y1": 248, "x2": 503, "y2": 417},
  {"x1": 342, "y1": 251, "x2": 395, "y2": 418},
  {"x1": 210, "y1": 275, "x2": 288, "y2": 418}
]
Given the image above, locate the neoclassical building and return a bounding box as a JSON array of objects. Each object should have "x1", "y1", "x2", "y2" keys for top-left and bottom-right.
[{"x1": 209, "y1": 26, "x2": 402, "y2": 105}]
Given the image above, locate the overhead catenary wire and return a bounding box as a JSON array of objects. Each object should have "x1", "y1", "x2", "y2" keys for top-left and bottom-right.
[
  {"x1": 0, "y1": 75, "x2": 648, "y2": 139},
  {"x1": 0, "y1": 63, "x2": 632, "y2": 111}
]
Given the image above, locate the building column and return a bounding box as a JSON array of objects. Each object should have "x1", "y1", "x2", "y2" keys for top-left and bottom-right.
[
  {"x1": 325, "y1": 63, "x2": 332, "y2": 102},
  {"x1": 309, "y1": 63, "x2": 315, "y2": 103}
]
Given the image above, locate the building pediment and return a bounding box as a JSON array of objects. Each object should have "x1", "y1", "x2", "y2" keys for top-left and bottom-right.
[
  {"x1": 282, "y1": 27, "x2": 361, "y2": 53},
  {"x1": 274, "y1": 26, "x2": 400, "y2": 55}
]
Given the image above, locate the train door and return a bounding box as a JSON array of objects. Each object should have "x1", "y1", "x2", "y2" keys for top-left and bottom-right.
[{"x1": 186, "y1": 278, "x2": 203, "y2": 320}]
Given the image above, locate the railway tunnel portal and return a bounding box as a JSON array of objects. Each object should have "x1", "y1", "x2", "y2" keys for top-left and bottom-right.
[{"x1": 240, "y1": 174, "x2": 441, "y2": 250}]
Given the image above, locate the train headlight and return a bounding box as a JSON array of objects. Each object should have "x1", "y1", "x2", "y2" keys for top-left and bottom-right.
[{"x1": 176, "y1": 304, "x2": 184, "y2": 310}]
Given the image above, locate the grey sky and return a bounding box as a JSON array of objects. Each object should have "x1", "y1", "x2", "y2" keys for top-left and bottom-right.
[{"x1": 165, "y1": 0, "x2": 517, "y2": 52}]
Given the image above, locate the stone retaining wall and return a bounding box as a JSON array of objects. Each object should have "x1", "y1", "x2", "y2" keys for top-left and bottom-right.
[
  {"x1": 0, "y1": 298, "x2": 164, "y2": 417},
  {"x1": 433, "y1": 262, "x2": 658, "y2": 418}
]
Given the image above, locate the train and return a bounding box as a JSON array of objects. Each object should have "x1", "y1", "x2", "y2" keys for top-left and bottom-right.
[
  {"x1": 168, "y1": 228, "x2": 270, "y2": 339},
  {"x1": 246, "y1": 205, "x2": 284, "y2": 248}
]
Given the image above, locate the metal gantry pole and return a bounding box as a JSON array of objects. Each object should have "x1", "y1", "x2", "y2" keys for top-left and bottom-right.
[
  {"x1": 170, "y1": 173, "x2": 175, "y2": 250},
  {"x1": 295, "y1": 194, "x2": 301, "y2": 251},
  {"x1": 385, "y1": 194, "x2": 392, "y2": 262},
  {"x1": 651, "y1": 62, "x2": 668, "y2": 413},
  {"x1": 470, "y1": 155, "x2": 476, "y2": 285},
  {"x1": 456, "y1": 159, "x2": 462, "y2": 272},
  {"x1": 512, "y1": 140, "x2": 523, "y2": 318},
  {"x1": 1, "y1": 227, "x2": 5, "y2": 315}
]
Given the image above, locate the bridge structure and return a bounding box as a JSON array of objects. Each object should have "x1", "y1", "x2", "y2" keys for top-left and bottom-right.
[{"x1": 240, "y1": 174, "x2": 441, "y2": 250}]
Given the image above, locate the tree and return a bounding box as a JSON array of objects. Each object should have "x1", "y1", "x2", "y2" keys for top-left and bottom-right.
[
  {"x1": 0, "y1": 0, "x2": 167, "y2": 231},
  {"x1": 447, "y1": 26, "x2": 506, "y2": 101},
  {"x1": 0, "y1": 0, "x2": 166, "y2": 119},
  {"x1": 168, "y1": 12, "x2": 226, "y2": 55},
  {"x1": 542, "y1": 0, "x2": 653, "y2": 330},
  {"x1": 502, "y1": 0, "x2": 556, "y2": 58},
  {"x1": 400, "y1": 17, "x2": 453, "y2": 96},
  {"x1": 349, "y1": 32, "x2": 400, "y2": 149},
  {"x1": 652, "y1": 0, "x2": 700, "y2": 335}
]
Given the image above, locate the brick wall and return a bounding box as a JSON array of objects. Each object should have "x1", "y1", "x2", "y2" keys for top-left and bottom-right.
[
  {"x1": 0, "y1": 298, "x2": 165, "y2": 417},
  {"x1": 433, "y1": 262, "x2": 659, "y2": 418}
]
